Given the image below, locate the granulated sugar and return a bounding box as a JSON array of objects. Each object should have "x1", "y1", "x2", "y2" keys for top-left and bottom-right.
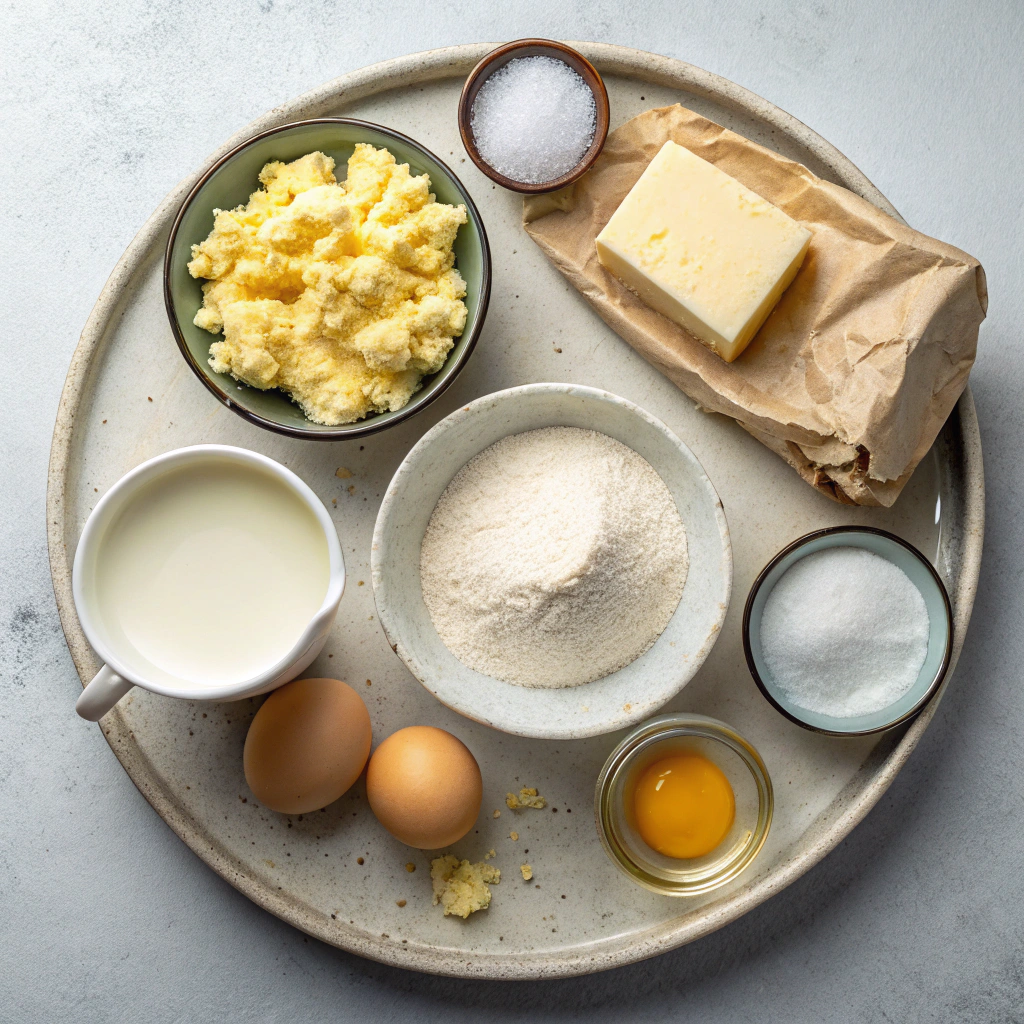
[
  {"x1": 419, "y1": 427, "x2": 688, "y2": 688},
  {"x1": 470, "y1": 56, "x2": 597, "y2": 184},
  {"x1": 760, "y1": 547, "x2": 930, "y2": 718}
]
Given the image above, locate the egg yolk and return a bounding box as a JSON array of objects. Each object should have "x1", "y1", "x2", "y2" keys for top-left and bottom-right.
[{"x1": 632, "y1": 753, "x2": 735, "y2": 859}]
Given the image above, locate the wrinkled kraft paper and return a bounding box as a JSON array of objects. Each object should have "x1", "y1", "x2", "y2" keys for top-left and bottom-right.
[{"x1": 523, "y1": 105, "x2": 987, "y2": 506}]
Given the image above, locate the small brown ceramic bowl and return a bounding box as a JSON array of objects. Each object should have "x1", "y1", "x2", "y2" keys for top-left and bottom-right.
[{"x1": 458, "y1": 39, "x2": 610, "y2": 194}]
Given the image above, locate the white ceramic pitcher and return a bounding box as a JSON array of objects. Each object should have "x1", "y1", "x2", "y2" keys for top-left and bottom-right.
[{"x1": 72, "y1": 445, "x2": 345, "y2": 721}]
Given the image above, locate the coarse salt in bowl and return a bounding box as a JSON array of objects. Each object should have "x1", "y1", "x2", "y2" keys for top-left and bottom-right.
[
  {"x1": 471, "y1": 56, "x2": 597, "y2": 185},
  {"x1": 743, "y1": 527, "x2": 953, "y2": 736},
  {"x1": 458, "y1": 40, "x2": 610, "y2": 195}
]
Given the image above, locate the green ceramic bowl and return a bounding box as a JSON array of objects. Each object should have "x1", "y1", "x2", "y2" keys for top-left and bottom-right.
[
  {"x1": 743, "y1": 527, "x2": 953, "y2": 736},
  {"x1": 163, "y1": 118, "x2": 491, "y2": 440}
]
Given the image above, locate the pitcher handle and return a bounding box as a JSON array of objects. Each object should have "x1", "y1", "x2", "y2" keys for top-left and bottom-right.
[{"x1": 76, "y1": 664, "x2": 135, "y2": 721}]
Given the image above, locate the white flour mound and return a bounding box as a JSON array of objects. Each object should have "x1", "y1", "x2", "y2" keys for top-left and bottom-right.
[{"x1": 419, "y1": 427, "x2": 689, "y2": 688}]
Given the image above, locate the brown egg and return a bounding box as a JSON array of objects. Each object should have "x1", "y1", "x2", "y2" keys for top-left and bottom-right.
[
  {"x1": 243, "y1": 677, "x2": 371, "y2": 814},
  {"x1": 366, "y1": 726, "x2": 482, "y2": 848}
]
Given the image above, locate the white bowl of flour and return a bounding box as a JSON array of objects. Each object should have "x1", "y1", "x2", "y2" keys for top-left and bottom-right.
[{"x1": 371, "y1": 383, "x2": 732, "y2": 739}]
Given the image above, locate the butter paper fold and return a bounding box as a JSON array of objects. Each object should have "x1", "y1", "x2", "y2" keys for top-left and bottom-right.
[{"x1": 523, "y1": 104, "x2": 987, "y2": 506}]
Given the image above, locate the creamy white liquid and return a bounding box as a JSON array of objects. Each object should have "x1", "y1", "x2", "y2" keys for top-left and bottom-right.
[{"x1": 94, "y1": 460, "x2": 329, "y2": 685}]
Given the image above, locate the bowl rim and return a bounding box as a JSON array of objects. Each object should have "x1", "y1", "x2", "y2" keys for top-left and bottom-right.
[
  {"x1": 742, "y1": 525, "x2": 954, "y2": 737},
  {"x1": 457, "y1": 39, "x2": 611, "y2": 194},
  {"x1": 371, "y1": 381, "x2": 733, "y2": 739},
  {"x1": 162, "y1": 116, "x2": 492, "y2": 441},
  {"x1": 594, "y1": 712, "x2": 774, "y2": 896}
]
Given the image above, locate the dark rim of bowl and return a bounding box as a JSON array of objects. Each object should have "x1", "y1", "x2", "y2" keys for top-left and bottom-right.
[
  {"x1": 741, "y1": 526, "x2": 954, "y2": 737},
  {"x1": 458, "y1": 39, "x2": 611, "y2": 195},
  {"x1": 163, "y1": 117, "x2": 492, "y2": 441}
]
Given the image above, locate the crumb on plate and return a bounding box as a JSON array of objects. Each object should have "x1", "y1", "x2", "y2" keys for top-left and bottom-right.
[
  {"x1": 506, "y1": 787, "x2": 547, "y2": 810},
  {"x1": 430, "y1": 855, "x2": 500, "y2": 919}
]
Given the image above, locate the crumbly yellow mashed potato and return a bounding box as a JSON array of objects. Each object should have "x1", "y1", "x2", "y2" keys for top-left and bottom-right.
[
  {"x1": 188, "y1": 146, "x2": 468, "y2": 425},
  {"x1": 430, "y1": 855, "x2": 500, "y2": 918}
]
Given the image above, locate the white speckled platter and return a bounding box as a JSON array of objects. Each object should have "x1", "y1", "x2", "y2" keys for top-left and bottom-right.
[{"x1": 47, "y1": 44, "x2": 984, "y2": 979}]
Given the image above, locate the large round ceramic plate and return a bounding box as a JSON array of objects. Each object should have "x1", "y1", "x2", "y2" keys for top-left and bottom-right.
[{"x1": 47, "y1": 43, "x2": 983, "y2": 979}]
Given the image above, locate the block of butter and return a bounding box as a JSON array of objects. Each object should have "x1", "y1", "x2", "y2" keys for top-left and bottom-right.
[{"x1": 596, "y1": 141, "x2": 812, "y2": 362}]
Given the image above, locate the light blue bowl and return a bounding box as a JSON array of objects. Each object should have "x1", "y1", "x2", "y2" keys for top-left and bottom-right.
[
  {"x1": 164, "y1": 118, "x2": 491, "y2": 440},
  {"x1": 743, "y1": 527, "x2": 952, "y2": 735}
]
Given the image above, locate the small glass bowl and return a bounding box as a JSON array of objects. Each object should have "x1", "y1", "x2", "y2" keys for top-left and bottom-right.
[{"x1": 595, "y1": 713, "x2": 773, "y2": 896}]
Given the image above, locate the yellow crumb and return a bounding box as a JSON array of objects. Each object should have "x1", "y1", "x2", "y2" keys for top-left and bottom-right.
[
  {"x1": 520, "y1": 864, "x2": 533, "y2": 881},
  {"x1": 396, "y1": 899, "x2": 406, "y2": 907},
  {"x1": 492, "y1": 810, "x2": 501, "y2": 819},
  {"x1": 509, "y1": 831, "x2": 519, "y2": 841},
  {"x1": 484, "y1": 849, "x2": 496, "y2": 860},
  {"x1": 405, "y1": 863, "x2": 416, "y2": 873},
  {"x1": 430, "y1": 855, "x2": 500, "y2": 919},
  {"x1": 335, "y1": 467, "x2": 353, "y2": 479},
  {"x1": 506, "y1": 787, "x2": 547, "y2": 810},
  {"x1": 188, "y1": 146, "x2": 468, "y2": 426}
]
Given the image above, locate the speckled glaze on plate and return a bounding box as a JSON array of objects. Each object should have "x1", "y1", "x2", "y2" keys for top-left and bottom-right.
[{"x1": 47, "y1": 43, "x2": 984, "y2": 979}]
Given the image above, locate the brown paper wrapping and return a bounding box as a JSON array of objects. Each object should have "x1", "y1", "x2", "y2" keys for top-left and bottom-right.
[{"x1": 523, "y1": 105, "x2": 987, "y2": 506}]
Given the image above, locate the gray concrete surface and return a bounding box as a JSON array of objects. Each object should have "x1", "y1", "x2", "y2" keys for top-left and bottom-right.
[{"x1": 2, "y1": 1, "x2": 1022, "y2": 1020}]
